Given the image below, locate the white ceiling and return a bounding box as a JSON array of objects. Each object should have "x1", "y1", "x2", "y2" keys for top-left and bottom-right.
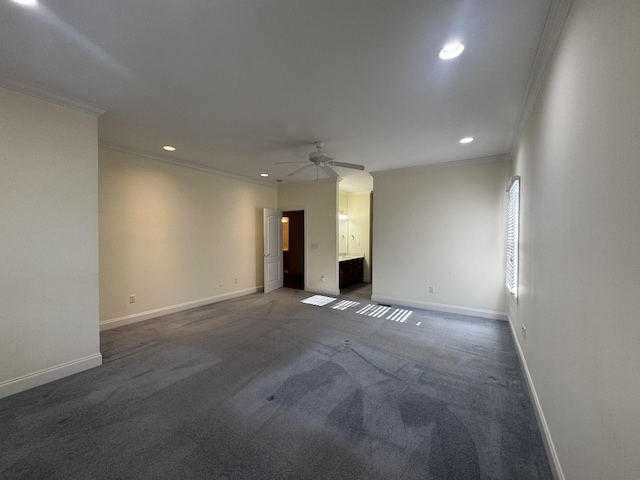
[{"x1": 0, "y1": 0, "x2": 552, "y2": 190}]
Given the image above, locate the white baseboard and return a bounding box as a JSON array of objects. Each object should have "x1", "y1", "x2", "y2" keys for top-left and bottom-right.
[
  {"x1": 0, "y1": 353, "x2": 102, "y2": 400},
  {"x1": 100, "y1": 287, "x2": 262, "y2": 331},
  {"x1": 371, "y1": 294, "x2": 508, "y2": 321},
  {"x1": 507, "y1": 317, "x2": 565, "y2": 480}
]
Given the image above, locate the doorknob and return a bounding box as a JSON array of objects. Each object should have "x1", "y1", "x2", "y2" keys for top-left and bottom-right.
[{"x1": 264, "y1": 253, "x2": 271, "y2": 258}]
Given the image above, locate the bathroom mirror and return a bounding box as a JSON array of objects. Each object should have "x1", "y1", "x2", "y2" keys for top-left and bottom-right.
[{"x1": 339, "y1": 211, "x2": 349, "y2": 256}]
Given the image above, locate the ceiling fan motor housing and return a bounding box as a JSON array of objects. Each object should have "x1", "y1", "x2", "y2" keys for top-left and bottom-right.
[{"x1": 309, "y1": 151, "x2": 332, "y2": 163}]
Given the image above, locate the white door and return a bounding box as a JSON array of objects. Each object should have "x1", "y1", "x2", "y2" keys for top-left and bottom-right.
[{"x1": 263, "y1": 208, "x2": 283, "y2": 293}]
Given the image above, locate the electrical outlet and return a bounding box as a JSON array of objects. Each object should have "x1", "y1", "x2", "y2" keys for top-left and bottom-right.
[
  {"x1": 521, "y1": 324, "x2": 526, "y2": 340},
  {"x1": 129, "y1": 295, "x2": 135, "y2": 304},
  {"x1": 429, "y1": 286, "x2": 435, "y2": 294},
  {"x1": 234, "y1": 278, "x2": 238, "y2": 284},
  {"x1": 219, "y1": 280, "x2": 223, "y2": 287}
]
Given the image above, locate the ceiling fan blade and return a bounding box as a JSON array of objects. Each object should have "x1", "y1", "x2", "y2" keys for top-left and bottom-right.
[
  {"x1": 287, "y1": 164, "x2": 314, "y2": 176},
  {"x1": 275, "y1": 160, "x2": 309, "y2": 165},
  {"x1": 320, "y1": 165, "x2": 339, "y2": 179},
  {"x1": 327, "y1": 160, "x2": 365, "y2": 170}
]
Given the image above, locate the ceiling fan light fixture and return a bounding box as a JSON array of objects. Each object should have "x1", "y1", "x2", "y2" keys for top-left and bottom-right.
[
  {"x1": 439, "y1": 42, "x2": 465, "y2": 60},
  {"x1": 283, "y1": 142, "x2": 365, "y2": 179}
]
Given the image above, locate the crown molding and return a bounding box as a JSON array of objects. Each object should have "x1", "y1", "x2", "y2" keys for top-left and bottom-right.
[
  {"x1": 508, "y1": 0, "x2": 574, "y2": 152},
  {"x1": 370, "y1": 154, "x2": 509, "y2": 178},
  {"x1": 99, "y1": 142, "x2": 276, "y2": 188},
  {"x1": 0, "y1": 76, "x2": 106, "y2": 117}
]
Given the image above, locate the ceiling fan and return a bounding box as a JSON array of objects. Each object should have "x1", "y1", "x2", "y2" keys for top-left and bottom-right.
[{"x1": 277, "y1": 142, "x2": 365, "y2": 179}]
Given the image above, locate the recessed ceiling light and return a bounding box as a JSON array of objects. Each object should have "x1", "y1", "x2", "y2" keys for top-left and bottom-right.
[
  {"x1": 459, "y1": 137, "x2": 474, "y2": 144},
  {"x1": 439, "y1": 42, "x2": 465, "y2": 60},
  {"x1": 260, "y1": 173, "x2": 269, "y2": 177},
  {"x1": 11, "y1": 0, "x2": 38, "y2": 7},
  {"x1": 163, "y1": 145, "x2": 176, "y2": 151}
]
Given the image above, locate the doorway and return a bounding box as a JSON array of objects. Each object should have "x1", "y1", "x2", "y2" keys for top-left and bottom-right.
[{"x1": 282, "y1": 210, "x2": 304, "y2": 289}]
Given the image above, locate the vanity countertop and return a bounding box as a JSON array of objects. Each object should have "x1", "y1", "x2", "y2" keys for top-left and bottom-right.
[{"x1": 339, "y1": 254, "x2": 364, "y2": 261}]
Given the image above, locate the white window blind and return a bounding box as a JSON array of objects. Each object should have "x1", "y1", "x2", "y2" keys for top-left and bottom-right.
[{"x1": 506, "y1": 176, "x2": 520, "y2": 297}]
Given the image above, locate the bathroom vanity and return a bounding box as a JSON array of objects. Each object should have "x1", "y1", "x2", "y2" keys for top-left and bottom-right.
[{"x1": 339, "y1": 254, "x2": 364, "y2": 289}]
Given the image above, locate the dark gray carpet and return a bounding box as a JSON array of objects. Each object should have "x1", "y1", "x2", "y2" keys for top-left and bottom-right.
[{"x1": 0, "y1": 288, "x2": 552, "y2": 479}]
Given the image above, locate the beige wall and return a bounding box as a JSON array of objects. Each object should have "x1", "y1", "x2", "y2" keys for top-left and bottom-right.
[
  {"x1": 278, "y1": 180, "x2": 339, "y2": 294},
  {"x1": 99, "y1": 148, "x2": 277, "y2": 328},
  {"x1": 372, "y1": 159, "x2": 510, "y2": 317},
  {"x1": 339, "y1": 192, "x2": 348, "y2": 213},
  {"x1": 0, "y1": 87, "x2": 101, "y2": 398},
  {"x1": 509, "y1": 0, "x2": 640, "y2": 478},
  {"x1": 343, "y1": 192, "x2": 372, "y2": 282}
]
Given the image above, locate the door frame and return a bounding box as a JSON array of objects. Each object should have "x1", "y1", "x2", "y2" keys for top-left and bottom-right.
[
  {"x1": 282, "y1": 209, "x2": 305, "y2": 290},
  {"x1": 279, "y1": 205, "x2": 308, "y2": 291}
]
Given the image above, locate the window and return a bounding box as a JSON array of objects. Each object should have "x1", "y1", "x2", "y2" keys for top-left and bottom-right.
[{"x1": 506, "y1": 176, "x2": 520, "y2": 298}]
